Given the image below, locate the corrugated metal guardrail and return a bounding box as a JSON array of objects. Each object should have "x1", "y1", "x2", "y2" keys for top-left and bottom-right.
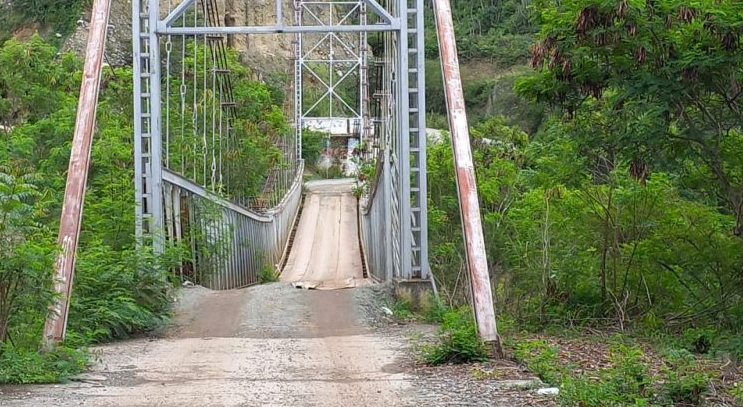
[
  {"x1": 162, "y1": 161, "x2": 304, "y2": 289},
  {"x1": 359, "y1": 156, "x2": 390, "y2": 282}
]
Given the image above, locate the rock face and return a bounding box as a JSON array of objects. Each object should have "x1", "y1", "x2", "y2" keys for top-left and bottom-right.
[
  {"x1": 61, "y1": 0, "x2": 133, "y2": 66},
  {"x1": 61, "y1": 0, "x2": 294, "y2": 74},
  {"x1": 224, "y1": 0, "x2": 294, "y2": 75}
]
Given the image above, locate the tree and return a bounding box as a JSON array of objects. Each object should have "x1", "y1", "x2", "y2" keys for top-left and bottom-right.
[
  {"x1": 0, "y1": 169, "x2": 54, "y2": 344},
  {"x1": 516, "y1": 0, "x2": 743, "y2": 239}
]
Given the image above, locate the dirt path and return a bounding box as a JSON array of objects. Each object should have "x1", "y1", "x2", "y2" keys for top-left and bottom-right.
[{"x1": 1, "y1": 284, "x2": 417, "y2": 407}]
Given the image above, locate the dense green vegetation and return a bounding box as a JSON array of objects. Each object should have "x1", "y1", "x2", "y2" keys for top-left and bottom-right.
[
  {"x1": 0, "y1": 35, "x2": 288, "y2": 383},
  {"x1": 430, "y1": 0, "x2": 743, "y2": 339},
  {"x1": 423, "y1": 0, "x2": 537, "y2": 61},
  {"x1": 514, "y1": 338, "x2": 714, "y2": 406},
  {"x1": 0, "y1": 0, "x2": 83, "y2": 43},
  {"x1": 423, "y1": 0, "x2": 743, "y2": 403},
  {"x1": 422, "y1": 0, "x2": 542, "y2": 130},
  {"x1": 3, "y1": 0, "x2": 743, "y2": 403}
]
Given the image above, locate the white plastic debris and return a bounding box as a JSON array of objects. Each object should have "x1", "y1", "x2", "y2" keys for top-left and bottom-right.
[
  {"x1": 537, "y1": 387, "x2": 559, "y2": 396},
  {"x1": 381, "y1": 306, "x2": 393, "y2": 316}
]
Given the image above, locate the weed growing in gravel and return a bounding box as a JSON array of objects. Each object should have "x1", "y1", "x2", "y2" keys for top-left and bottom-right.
[
  {"x1": 390, "y1": 299, "x2": 413, "y2": 319},
  {"x1": 512, "y1": 339, "x2": 563, "y2": 385},
  {"x1": 512, "y1": 337, "x2": 716, "y2": 407},
  {"x1": 258, "y1": 264, "x2": 280, "y2": 284},
  {"x1": 420, "y1": 308, "x2": 489, "y2": 365}
]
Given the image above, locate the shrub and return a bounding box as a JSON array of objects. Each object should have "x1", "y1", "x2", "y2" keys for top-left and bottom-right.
[
  {"x1": 423, "y1": 296, "x2": 451, "y2": 324},
  {"x1": 258, "y1": 264, "x2": 279, "y2": 284},
  {"x1": 558, "y1": 343, "x2": 650, "y2": 406},
  {"x1": 679, "y1": 328, "x2": 715, "y2": 355},
  {"x1": 513, "y1": 339, "x2": 563, "y2": 385},
  {"x1": 0, "y1": 344, "x2": 87, "y2": 384},
  {"x1": 301, "y1": 129, "x2": 327, "y2": 165},
  {"x1": 390, "y1": 298, "x2": 413, "y2": 320},
  {"x1": 68, "y1": 244, "x2": 182, "y2": 343},
  {"x1": 661, "y1": 349, "x2": 711, "y2": 406},
  {"x1": 421, "y1": 308, "x2": 489, "y2": 365},
  {"x1": 557, "y1": 344, "x2": 713, "y2": 407}
]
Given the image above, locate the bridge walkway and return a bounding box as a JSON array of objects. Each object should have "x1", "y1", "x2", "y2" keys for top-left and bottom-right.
[{"x1": 281, "y1": 179, "x2": 371, "y2": 290}]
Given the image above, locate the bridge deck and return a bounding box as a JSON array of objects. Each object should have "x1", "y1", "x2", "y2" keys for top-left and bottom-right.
[{"x1": 281, "y1": 179, "x2": 370, "y2": 289}]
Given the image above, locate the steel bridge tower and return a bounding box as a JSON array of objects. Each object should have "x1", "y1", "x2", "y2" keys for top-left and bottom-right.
[{"x1": 132, "y1": 0, "x2": 428, "y2": 284}]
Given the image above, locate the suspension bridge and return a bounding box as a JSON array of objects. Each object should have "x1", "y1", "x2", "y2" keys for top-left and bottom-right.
[
  {"x1": 128, "y1": 0, "x2": 429, "y2": 289},
  {"x1": 43, "y1": 0, "x2": 499, "y2": 351}
]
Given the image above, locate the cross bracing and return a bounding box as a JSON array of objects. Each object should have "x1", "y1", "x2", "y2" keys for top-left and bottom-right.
[
  {"x1": 133, "y1": 0, "x2": 429, "y2": 290},
  {"x1": 46, "y1": 0, "x2": 501, "y2": 348}
]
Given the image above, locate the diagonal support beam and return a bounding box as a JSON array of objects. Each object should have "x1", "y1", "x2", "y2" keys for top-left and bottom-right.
[
  {"x1": 163, "y1": 0, "x2": 197, "y2": 27},
  {"x1": 362, "y1": 0, "x2": 393, "y2": 24},
  {"x1": 433, "y1": 0, "x2": 502, "y2": 353},
  {"x1": 43, "y1": 0, "x2": 112, "y2": 348}
]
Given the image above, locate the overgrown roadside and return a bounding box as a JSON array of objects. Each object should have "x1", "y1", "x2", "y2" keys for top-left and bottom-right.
[
  {"x1": 1, "y1": 283, "x2": 568, "y2": 406},
  {"x1": 0, "y1": 35, "x2": 293, "y2": 384},
  {"x1": 388, "y1": 297, "x2": 743, "y2": 407},
  {"x1": 379, "y1": 296, "x2": 559, "y2": 407}
]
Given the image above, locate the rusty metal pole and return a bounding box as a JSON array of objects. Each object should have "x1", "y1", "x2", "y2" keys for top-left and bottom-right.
[
  {"x1": 43, "y1": 0, "x2": 112, "y2": 348},
  {"x1": 432, "y1": 0, "x2": 502, "y2": 352}
]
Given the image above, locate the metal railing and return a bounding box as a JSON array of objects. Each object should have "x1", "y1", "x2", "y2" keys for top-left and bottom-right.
[
  {"x1": 359, "y1": 153, "x2": 389, "y2": 282},
  {"x1": 162, "y1": 161, "x2": 304, "y2": 289},
  {"x1": 134, "y1": 0, "x2": 429, "y2": 287}
]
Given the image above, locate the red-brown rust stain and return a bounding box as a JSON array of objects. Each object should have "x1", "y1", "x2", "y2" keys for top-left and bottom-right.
[
  {"x1": 44, "y1": 0, "x2": 112, "y2": 343},
  {"x1": 435, "y1": 0, "x2": 498, "y2": 342}
]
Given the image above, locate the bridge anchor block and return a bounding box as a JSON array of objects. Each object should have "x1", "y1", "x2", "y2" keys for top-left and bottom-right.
[{"x1": 393, "y1": 278, "x2": 433, "y2": 313}]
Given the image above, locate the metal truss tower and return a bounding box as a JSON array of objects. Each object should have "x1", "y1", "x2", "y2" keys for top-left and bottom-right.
[
  {"x1": 133, "y1": 0, "x2": 428, "y2": 280},
  {"x1": 294, "y1": 0, "x2": 369, "y2": 142}
]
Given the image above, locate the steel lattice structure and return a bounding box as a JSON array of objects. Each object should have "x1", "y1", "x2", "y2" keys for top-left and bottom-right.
[
  {"x1": 132, "y1": 0, "x2": 428, "y2": 288},
  {"x1": 47, "y1": 0, "x2": 505, "y2": 348},
  {"x1": 294, "y1": 0, "x2": 368, "y2": 141},
  {"x1": 42, "y1": 0, "x2": 501, "y2": 348}
]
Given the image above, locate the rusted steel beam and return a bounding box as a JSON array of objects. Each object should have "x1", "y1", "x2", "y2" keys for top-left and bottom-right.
[
  {"x1": 432, "y1": 0, "x2": 501, "y2": 350},
  {"x1": 43, "y1": 0, "x2": 112, "y2": 347}
]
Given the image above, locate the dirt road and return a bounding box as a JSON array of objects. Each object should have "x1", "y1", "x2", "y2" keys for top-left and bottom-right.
[
  {"x1": 1, "y1": 180, "x2": 554, "y2": 406},
  {"x1": 1, "y1": 284, "x2": 418, "y2": 407},
  {"x1": 2, "y1": 180, "x2": 413, "y2": 406}
]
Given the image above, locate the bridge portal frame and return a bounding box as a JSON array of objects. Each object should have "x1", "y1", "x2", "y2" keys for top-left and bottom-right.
[{"x1": 133, "y1": 0, "x2": 428, "y2": 279}]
